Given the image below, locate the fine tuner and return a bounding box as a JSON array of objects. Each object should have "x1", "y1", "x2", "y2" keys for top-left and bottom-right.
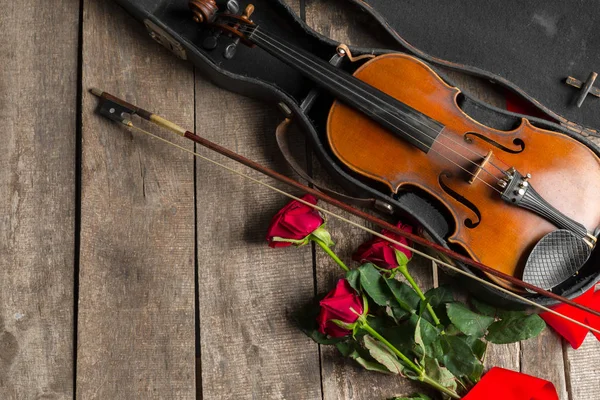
[{"x1": 186, "y1": 0, "x2": 600, "y2": 291}]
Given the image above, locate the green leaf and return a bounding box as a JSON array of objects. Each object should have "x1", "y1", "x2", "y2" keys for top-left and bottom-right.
[
  {"x1": 465, "y1": 336, "x2": 487, "y2": 361},
  {"x1": 424, "y1": 286, "x2": 454, "y2": 308},
  {"x1": 446, "y1": 303, "x2": 495, "y2": 338},
  {"x1": 379, "y1": 315, "x2": 421, "y2": 358},
  {"x1": 414, "y1": 318, "x2": 426, "y2": 365},
  {"x1": 423, "y1": 356, "x2": 458, "y2": 393},
  {"x1": 437, "y1": 335, "x2": 483, "y2": 378},
  {"x1": 363, "y1": 335, "x2": 406, "y2": 375},
  {"x1": 305, "y1": 328, "x2": 347, "y2": 345},
  {"x1": 470, "y1": 297, "x2": 498, "y2": 317},
  {"x1": 470, "y1": 298, "x2": 532, "y2": 320},
  {"x1": 485, "y1": 314, "x2": 546, "y2": 344},
  {"x1": 354, "y1": 357, "x2": 394, "y2": 374},
  {"x1": 346, "y1": 269, "x2": 361, "y2": 293},
  {"x1": 335, "y1": 341, "x2": 355, "y2": 357},
  {"x1": 388, "y1": 305, "x2": 412, "y2": 323},
  {"x1": 386, "y1": 278, "x2": 420, "y2": 312},
  {"x1": 419, "y1": 319, "x2": 440, "y2": 347},
  {"x1": 391, "y1": 395, "x2": 432, "y2": 400},
  {"x1": 336, "y1": 341, "x2": 393, "y2": 374},
  {"x1": 444, "y1": 324, "x2": 463, "y2": 336},
  {"x1": 359, "y1": 263, "x2": 390, "y2": 307}
]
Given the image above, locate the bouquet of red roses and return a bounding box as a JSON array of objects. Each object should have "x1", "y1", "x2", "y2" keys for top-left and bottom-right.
[{"x1": 267, "y1": 195, "x2": 559, "y2": 400}]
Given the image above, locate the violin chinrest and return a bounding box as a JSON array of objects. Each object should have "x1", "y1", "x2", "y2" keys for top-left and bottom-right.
[{"x1": 523, "y1": 230, "x2": 592, "y2": 291}]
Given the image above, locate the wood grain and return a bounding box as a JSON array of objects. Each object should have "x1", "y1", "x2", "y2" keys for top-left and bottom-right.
[
  {"x1": 0, "y1": 0, "x2": 78, "y2": 398},
  {"x1": 565, "y1": 334, "x2": 600, "y2": 400},
  {"x1": 520, "y1": 329, "x2": 568, "y2": 399},
  {"x1": 77, "y1": 1, "x2": 196, "y2": 398},
  {"x1": 194, "y1": 1, "x2": 322, "y2": 398},
  {"x1": 193, "y1": 84, "x2": 322, "y2": 400}
]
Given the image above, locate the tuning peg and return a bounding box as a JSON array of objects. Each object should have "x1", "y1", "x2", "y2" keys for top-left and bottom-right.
[
  {"x1": 224, "y1": 38, "x2": 240, "y2": 59},
  {"x1": 203, "y1": 30, "x2": 221, "y2": 50},
  {"x1": 242, "y1": 4, "x2": 255, "y2": 21},
  {"x1": 226, "y1": 0, "x2": 240, "y2": 14}
]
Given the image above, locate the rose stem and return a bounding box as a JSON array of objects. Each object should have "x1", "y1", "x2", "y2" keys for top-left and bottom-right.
[
  {"x1": 361, "y1": 322, "x2": 421, "y2": 372},
  {"x1": 360, "y1": 320, "x2": 460, "y2": 399},
  {"x1": 313, "y1": 237, "x2": 349, "y2": 272},
  {"x1": 397, "y1": 263, "x2": 441, "y2": 326},
  {"x1": 421, "y1": 375, "x2": 462, "y2": 399}
]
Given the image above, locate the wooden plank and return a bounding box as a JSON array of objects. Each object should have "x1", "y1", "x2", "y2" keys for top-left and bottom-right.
[
  {"x1": 565, "y1": 334, "x2": 600, "y2": 400},
  {"x1": 194, "y1": 89, "x2": 322, "y2": 399},
  {"x1": 520, "y1": 329, "x2": 568, "y2": 399},
  {"x1": 77, "y1": 1, "x2": 196, "y2": 398},
  {"x1": 0, "y1": 0, "x2": 79, "y2": 398},
  {"x1": 195, "y1": 1, "x2": 322, "y2": 397}
]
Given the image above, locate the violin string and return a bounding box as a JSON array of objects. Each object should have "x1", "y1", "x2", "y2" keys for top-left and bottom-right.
[
  {"x1": 125, "y1": 122, "x2": 600, "y2": 336},
  {"x1": 246, "y1": 29, "x2": 503, "y2": 195},
  {"x1": 247, "y1": 27, "x2": 506, "y2": 176},
  {"x1": 245, "y1": 27, "x2": 509, "y2": 185},
  {"x1": 245, "y1": 26, "x2": 503, "y2": 172},
  {"x1": 438, "y1": 132, "x2": 510, "y2": 175}
]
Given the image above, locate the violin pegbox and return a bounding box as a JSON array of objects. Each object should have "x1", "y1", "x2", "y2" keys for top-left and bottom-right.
[
  {"x1": 189, "y1": 0, "x2": 219, "y2": 23},
  {"x1": 189, "y1": 0, "x2": 257, "y2": 56}
]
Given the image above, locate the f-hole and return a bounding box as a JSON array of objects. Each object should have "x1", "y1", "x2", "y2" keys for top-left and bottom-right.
[
  {"x1": 464, "y1": 132, "x2": 525, "y2": 154},
  {"x1": 438, "y1": 171, "x2": 481, "y2": 228}
]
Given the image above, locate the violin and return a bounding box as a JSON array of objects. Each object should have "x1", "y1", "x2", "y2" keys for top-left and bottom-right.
[{"x1": 186, "y1": 0, "x2": 600, "y2": 291}]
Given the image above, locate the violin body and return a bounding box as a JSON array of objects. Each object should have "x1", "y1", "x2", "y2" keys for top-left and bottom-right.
[
  {"x1": 114, "y1": 0, "x2": 600, "y2": 305},
  {"x1": 328, "y1": 53, "x2": 600, "y2": 285}
]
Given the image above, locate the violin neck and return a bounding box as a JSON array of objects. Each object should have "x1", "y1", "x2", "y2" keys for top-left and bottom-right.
[{"x1": 248, "y1": 26, "x2": 444, "y2": 153}]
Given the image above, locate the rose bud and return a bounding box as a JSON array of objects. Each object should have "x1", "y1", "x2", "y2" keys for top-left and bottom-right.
[
  {"x1": 317, "y1": 279, "x2": 364, "y2": 338},
  {"x1": 266, "y1": 194, "x2": 332, "y2": 248},
  {"x1": 352, "y1": 222, "x2": 413, "y2": 269}
]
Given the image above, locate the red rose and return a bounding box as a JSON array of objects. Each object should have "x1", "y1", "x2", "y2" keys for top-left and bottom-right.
[
  {"x1": 317, "y1": 279, "x2": 364, "y2": 338},
  {"x1": 266, "y1": 194, "x2": 324, "y2": 248},
  {"x1": 352, "y1": 222, "x2": 413, "y2": 269}
]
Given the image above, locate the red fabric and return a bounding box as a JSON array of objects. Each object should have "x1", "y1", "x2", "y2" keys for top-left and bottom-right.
[
  {"x1": 505, "y1": 90, "x2": 550, "y2": 120},
  {"x1": 463, "y1": 367, "x2": 558, "y2": 400},
  {"x1": 541, "y1": 285, "x2": 600, "y2": 349},
  {"x1": 266, "y1": 194, "x2": 323, "y2": 248},
  {"x1": 352, "y1": 222, "x2": 413, "y2": 269},
  {"x1": 317, "y1": 279, "x2": 364, "y2": 338}
]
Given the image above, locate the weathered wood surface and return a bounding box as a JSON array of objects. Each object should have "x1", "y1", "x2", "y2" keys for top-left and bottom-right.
[
  {"x1": 77, "y1": 0, "x2": 196, "y2": 398},
  {"x1": 566, "y1": 334, "x2": 600, "y2": 400},
  {"x1": 0, "y1": 0, "x2": 79, "y2": 398},
  {"x1": 193, "y1": 3, "x2": 323, "y2": 398},
  {"x1": 1, "y1": 0, "x2": 599, "y2": 399}
]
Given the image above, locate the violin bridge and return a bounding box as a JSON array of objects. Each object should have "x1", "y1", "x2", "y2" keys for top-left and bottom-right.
[{"x1": 468, "y1": 150, "x2": 493, "y2": 184}]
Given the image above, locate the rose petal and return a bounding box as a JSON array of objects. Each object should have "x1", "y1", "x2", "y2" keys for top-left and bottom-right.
[
  {"x1": 541, "y1": 286, "x2": 600, "y2": 349},
  {"x1": 463, "y1": 367, "x2": 558, "y2": 400},
  {"x1": 353, "y1": 222, "x2": 414, "y2": 269},
  {"x1": 317, "y1": 279, "x2": 363, "y2": 338},
  {"x1": 266, "y1": 194, "x2": 323, "y2": 246}
]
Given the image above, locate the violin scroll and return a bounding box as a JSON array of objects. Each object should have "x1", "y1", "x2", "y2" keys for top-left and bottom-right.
[
  {"x1": 189, "y1": 1, "x2": 256, "y2": 47},
  {"x1": 189, "y1": 0, "x2": 218, "y2": 24}
]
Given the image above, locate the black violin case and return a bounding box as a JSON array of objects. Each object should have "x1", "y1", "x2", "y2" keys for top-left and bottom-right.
[{"x1": 112, "y1": 0, "x2": 600, "y2": 307}]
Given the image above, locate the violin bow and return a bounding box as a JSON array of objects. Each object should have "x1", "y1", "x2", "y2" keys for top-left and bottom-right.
[{"x1": 90, "y1": 88, "x2": 600, "y2": 333}]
